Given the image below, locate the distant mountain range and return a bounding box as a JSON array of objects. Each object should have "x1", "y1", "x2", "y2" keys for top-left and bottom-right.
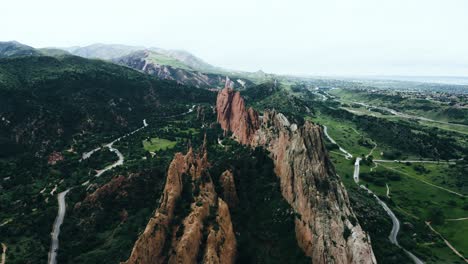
[
  {"x1": 0, "y1": 41, "x2": 69, "y2": 58},
  {"x1": 0, "y1": 41, "x2": 271, "y2": 89},
  {"x1": 60, "y1": 43, "x2": 264, "y2": 88},
  {"x1": 61, "y1": 43, "x2": 217, "y2": 71}
]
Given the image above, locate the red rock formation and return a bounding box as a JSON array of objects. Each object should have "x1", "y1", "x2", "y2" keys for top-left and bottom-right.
[
  {"x1": 219, "y1": 170, "x2": 239, "y2": 208},
  {"x1": 123, "y1": 146, "x2": 236, "y2": 264},
  {"x1": 216, "y1": 88, "x2": 376, "y2": 264},
  {"x1": 81, "y1": 175, "x2": 130, "y2": 206},
  {"x1": 216, "y1": 87, "x2": 260, "y2": 144},
  {"x1": 47, "y1": 151, "x2": 64, "y2": 165}
]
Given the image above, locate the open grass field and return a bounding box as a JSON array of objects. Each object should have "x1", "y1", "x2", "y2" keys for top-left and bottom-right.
[
  {"x1": 316, "y1": 109, "x2": 468, "y2": 262},
  {"x1": 309, "y1": 114, "x2": 383, "y2": 158},
  {"x1": 142, "y1": 137, "x2": 177, "y2": 152}
]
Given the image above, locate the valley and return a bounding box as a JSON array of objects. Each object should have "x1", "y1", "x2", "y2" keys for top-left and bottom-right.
[
  {"x1": 310, "y1": 88, "x2": 467, "y2": 263},
  {"x1": 0, "y1": 41, "x2": 466, "y2": 264}
]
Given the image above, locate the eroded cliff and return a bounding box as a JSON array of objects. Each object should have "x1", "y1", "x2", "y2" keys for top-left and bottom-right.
[
  {"x1": 216, "y1": 87, "x2": 376, "y2": 264},
  {"x1": 123, "y1": 145, "x2": 236, "y2": 264}
]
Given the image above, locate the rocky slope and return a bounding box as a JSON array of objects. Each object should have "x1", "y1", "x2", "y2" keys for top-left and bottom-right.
[
  {"x1": 114, "y1": 50, "x2": 253, "y2": 89},
  {"x1": 123, "y1": 144, "x2": 236, "y2": 264},
  {"x1": 216, "y1": 87, "x2": 376, "y2": 263}
]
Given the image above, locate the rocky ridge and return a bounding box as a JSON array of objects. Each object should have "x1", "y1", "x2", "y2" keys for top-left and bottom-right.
[
  {"x1": 114, "y1": 50, "x2": 252, "y2": 89},
  {"x1": 216, "y1": 87, "x2": 376, "y2": 264},
  {"x1": 123, "y1": 143, "x2": 236, "y2": 264}
]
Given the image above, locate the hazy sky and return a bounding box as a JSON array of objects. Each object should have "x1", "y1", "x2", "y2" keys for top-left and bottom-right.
[{"x1": 2, "y1": 0, "x2": 468, "y2": 76}]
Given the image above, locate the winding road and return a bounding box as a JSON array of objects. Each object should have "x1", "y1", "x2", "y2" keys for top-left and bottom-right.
[
  {"x1": 46, "y1": 107, "x2": 195, "y2": 263},
  {"x1": 325, "y1": 125, "x2": 424, "y2": 264},
  {"x1": 82, "y1": 119, "x2": 148, "y2": 181},
  {"x1": 48, "y1": 189, "x2": 70, "y2": 264},
  {"x1": 323, "y1": 125, "x2": 353, "y2": 159},
  {"x1": 48, "y1": 119, "x2": 150, "y2": 264},
  {"x1": 359, "y1": 171, "x2": 424, "y2": 264}
]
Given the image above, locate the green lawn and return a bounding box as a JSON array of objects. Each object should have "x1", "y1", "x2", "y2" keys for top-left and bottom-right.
[{"x1": 142, "y1": 137, "x2": 177, "y2": 152}]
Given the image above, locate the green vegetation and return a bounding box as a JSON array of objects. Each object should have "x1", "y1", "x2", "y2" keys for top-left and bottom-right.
[
  {"x1": 319, "y1": 106, "x2": 466, "y2": 160},
  {"x1": 145, "y1": 51, "x2": 193, "y2": 70},
  {"x1": 302, "y1": 85, "x2": 468, "y2": 262},
  {"x1": 347, "y1": 185, "x2": 411, "y2": 263},
  {"x1": 142, "y1": 137, "x2": 177, "y2": 152},
  {"x1": 1, "y1": 46, "x2": 467, "y2": 263},
  {"x1": 330, "y1": 88, "x2": 468, "y2": 130},
  {"x1": 0, "y1": 54, "x2": 215, "y2": 263},
  {"x1": 209, "y1": 140, "x2": 310, "y2": 264}
]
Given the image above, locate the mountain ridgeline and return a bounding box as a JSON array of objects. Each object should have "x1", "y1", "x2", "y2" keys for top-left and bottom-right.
[
  {"x1": 0, "y1": 54, "x2": 214, "y2": 157},
  {"x1": 113, "y1": 50, "x2": 254, "y2": 89},
  {"x1": 61, "y1": 43, "x2": 255, "y2": 89}
]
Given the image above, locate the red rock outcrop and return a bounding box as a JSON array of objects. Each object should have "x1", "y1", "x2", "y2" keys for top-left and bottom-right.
[
  {"x1": 123, "y1": 146, "x2": 236, "y2": 264},
  {"x1": 219, "y1": 170, "x2": 239, "y2": 208},
  {"x1": 216, "y1": 87, "x2": 376, "y2": 264},
  {"x1": 47, "y1": 151, "x2": 64, "y2": 165},
  {"x1": 216, "y1": 87, "x2": 260, "y2": 144}
]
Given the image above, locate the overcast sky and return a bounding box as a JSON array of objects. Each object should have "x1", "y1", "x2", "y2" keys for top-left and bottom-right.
[{"x1": 2, "y1": 0, "x2": 468, "y2": 76}]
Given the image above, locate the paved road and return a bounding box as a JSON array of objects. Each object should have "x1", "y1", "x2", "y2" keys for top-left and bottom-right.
[
  {"x1": 82, "y1": 119, "x2": 149, "y2": 182},
  {"x1": 48, "y1": 189, "x2": 70, "y2": 264},
  {"x1": 353, "y1": 157, "x2": 361, "y2": 183},
  {"x1": 323, "y1": 125, "x2": 353, "y2": 159},
  {"x1": 95, "y1": 143, "x2": 124, "y2": 177},
  {"x1": 47, "y1": 119, "x2": 154, "y2": 263},
  {"x1": 81, "y1": 147, "x2": 101, "y2": 160},
  {"x1": 360, "y1": 184, "x2": 424, "y2": 264},
  {"x1": 355, "y1": 157, "x2": 424, "y2": 264},
  {"x1": 374, "y1": 159, "x2": 456, "y2": 164},
  {"x1": 350, "y1": 101, "x2": 468, "y2": 129}
]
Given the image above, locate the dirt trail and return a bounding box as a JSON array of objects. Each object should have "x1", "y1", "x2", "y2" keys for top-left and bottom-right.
[
  {"x1": 381, "y1": 165, "x2": 466, "y2": 197},
  {"x1": 425, "y1": 222, "x2": 468, "y2": 263}
]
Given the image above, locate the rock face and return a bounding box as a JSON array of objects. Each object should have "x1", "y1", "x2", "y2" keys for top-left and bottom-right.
[
  {"x1": 216, "y1": 87, "x2": 376, "y2": 264},
  {"x1": 47, "y1": 151, "x2": 64, "y2": 165},
  {"x1": 114, "y1": 50, "x2": 253, "y2": 89},
  {"x1": 219, "y1": 170, "x2": 239, "y2": 208},
  {"x1": 123, "y1": 146, "x2": 236, "y2": 264},
  {"x1": 216, "y1": 87, "x2": 260, "y2": 144}
]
